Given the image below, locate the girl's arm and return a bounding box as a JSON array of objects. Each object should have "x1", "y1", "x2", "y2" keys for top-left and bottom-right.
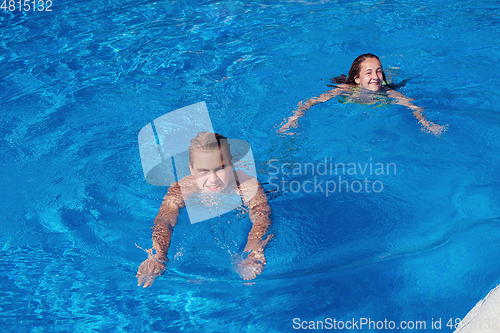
[
  {"x1": 278, "y1": 85, "x2": 350, "y2": 133},
  {"x1": 386, "y1": 89, "x2": 448, "y2": 136}
]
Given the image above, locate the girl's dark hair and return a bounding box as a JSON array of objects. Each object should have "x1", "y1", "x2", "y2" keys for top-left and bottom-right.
[{"x1": 330, "y1": 53, "x2": 405, "y2": 90}]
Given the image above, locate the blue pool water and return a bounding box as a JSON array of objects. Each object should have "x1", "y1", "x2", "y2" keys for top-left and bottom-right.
[{"x1": 2, "y1": 0, "x2": 500, "y2": 331}]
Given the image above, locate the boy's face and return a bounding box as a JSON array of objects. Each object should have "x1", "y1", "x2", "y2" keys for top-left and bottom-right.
[
  {"x1": 355, "y1": 58, "x2": 383, "y2": 91},
  {"x1": 189, "y1": 148, "x2": 232, "y2": 193}
]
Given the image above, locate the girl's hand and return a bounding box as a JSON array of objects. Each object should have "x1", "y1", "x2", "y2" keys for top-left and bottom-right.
[
  {"x1": 426, "y1": 123, "x2": 448, "y2": 136},
  {"x1": 414, "y1": 111, "x2": 448, "y2": 136},
  {"x1": 278, "y1": 115, "x2": 299, "y2": 134}
]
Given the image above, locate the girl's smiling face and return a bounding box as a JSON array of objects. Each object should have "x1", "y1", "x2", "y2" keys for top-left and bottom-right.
[{"x1": 355, "y1": 58, "x2": 384, "y2": 91}]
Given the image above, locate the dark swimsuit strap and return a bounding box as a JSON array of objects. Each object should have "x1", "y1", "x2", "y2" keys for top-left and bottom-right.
[{"x1": 233, "y1": 169, "x2": 245, "y2": 201}]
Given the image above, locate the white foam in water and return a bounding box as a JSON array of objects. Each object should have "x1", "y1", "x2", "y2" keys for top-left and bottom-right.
[{"x1": 455, "y1": 285, "x2": 500, "y2": 333}]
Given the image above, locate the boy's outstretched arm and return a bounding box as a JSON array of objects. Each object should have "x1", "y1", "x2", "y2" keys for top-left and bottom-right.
[
  {"x1": 279, "y1": 85, "x2": 349, "y2": 133},
  {"x1": 386, "y1": 89, "x2": 448, "y2": 136},
  {"x1": 136, "y1": 183, "x2": 185, "y2": 288},
  {"x1": 237, "y1": 178, "x2": 273, "y2": 280}
]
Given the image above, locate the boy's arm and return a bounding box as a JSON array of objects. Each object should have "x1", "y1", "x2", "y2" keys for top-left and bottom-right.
[
  {"x1": 279, "y1": 85, "x2": 349, "y2": 133},
  {"x1": 243, "y1": 183, "x2": 272, "y2": 253},
  {"x1": 151, "y1": 183, "x2": 185, "y2": 261},
  {"x1": 236, "y1": 178, "x2": 273, "y2": 280},
  {"x1": 136, "y1": 182, "x2": 185, "y2": 287}
]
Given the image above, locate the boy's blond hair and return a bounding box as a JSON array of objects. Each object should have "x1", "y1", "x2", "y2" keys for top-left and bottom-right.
[{"x1": 188, "y1": 132, "x2": 232, "y2": 166}]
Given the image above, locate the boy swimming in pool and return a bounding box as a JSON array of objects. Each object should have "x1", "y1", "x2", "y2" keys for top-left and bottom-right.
[
  {"x1": 279, "y1": 53, "x2": 447, "y2": 136},
  {"x1": 136, "y1": 132, "x2": 273, "y2": 287}
]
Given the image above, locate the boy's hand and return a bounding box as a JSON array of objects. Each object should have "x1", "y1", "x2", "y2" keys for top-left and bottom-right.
[
  {"x1": 136, "y1": 247, "x2": 167, "y2": 288},
  {"x1": 237, "y1": 250, "x2": 267, "y2": 280},
  {"x1": 236, "y1": 234, "x2": 273, "y2": 280}
]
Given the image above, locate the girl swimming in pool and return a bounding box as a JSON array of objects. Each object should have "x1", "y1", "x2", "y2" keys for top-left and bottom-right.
[{"x1": 279, "y1": 53, "x2": 447, "y2": 136}]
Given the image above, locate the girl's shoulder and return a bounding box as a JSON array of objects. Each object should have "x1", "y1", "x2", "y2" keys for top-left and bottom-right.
[
  {"x1": 331, "y1": 84, "x2": 357, "y2": 94},
  {"x1": 338, "y1": 83, "x2": 356, "y2": 90},
  {"x1": 338, "y1": 86, "x2": 393, "y2": 106},
  {"x1": 381, "y1": 86, "x2": 405, "y2": 98},
  {"x1": 379, "y1": 86, "x2": 393, "y2": 94}
]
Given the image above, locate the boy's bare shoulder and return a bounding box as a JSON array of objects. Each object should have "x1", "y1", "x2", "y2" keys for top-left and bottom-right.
[
  {"x1": 235, "y1": 170, "x2": 258, "y2": 186},
  {"x1": 163, "y1": 175, "x2": 197, "y2": 204},
  {"x1": 234, "y1": 170, "x2": 268, "y2": 206},
  {"x1": 177, "y1": 174, "x2": 197, "y2": 187}
]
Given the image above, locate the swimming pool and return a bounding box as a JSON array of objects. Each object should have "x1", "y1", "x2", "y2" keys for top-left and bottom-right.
[{"x1": 2, "y1": 0, "x2": 500, "y2": 331}]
